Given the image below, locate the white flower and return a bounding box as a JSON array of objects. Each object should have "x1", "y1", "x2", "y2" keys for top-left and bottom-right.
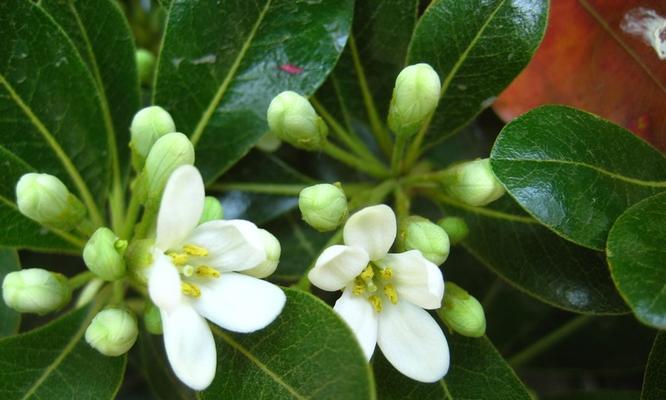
[
  {"x1": 308, "y1": 204, "x2": 449, "y2": 383},
  {"x1": 147, "y1": 165, "x2": 286, "y2": 391}
]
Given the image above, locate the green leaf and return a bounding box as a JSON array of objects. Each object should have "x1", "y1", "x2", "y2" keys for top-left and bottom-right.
[
  {"x1": 642, "y1": 332, "x2": 666, "y2": 400},
  {"x1": 408, "y1": 0, "x2": 548, "y2": 146},
  {"x1": 434, "y1": 195, "x2": 627, "y2": 314},
  {"x1": 544, "y1": 390, "x2": 640, "y2": 400},
  {"x1": 40, "y1": 0, "x2": 141, "y2": 178},
  {"x1": 374, "y1": 334, "x2": 530, "y2": 399},
  {"x1": 490, "y1": 105, "x2": 666, "y2": 250},
  {"x1": 0, "y1": 304, "x2": 126, "y2": 399},
  {"x1": 138, "y1": 332, "x2": 195, "y2": 400},
  {"x1": 607, "y1": 192, "x2": 666, "y2": 329},
  {"x1": 154, "y1": 0, "x2": 353, "y2": 183},
  {"x1": 201, "y1": 288, "x2": 374, "y2": 400},
  {"x1": 0, "y1": 248, "x2": 20, "y2": 337}
]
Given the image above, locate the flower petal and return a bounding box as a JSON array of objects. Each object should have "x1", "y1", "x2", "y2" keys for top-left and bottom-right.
[
  {"x1": 148, "y1": 251, "x2": 182, "y2": 312},
  {"x1": 156, "y1": 165, "x2": 205, "y2": 251},
  {"x1": 378, "y1": 250, "x2": 444, "y2": 309},
  {"x1": 185, "y1": 220, "x2": 266, "y2": 272},
  {"x1": 377, "y1": 301, "x2": 449, "y2": 382},
  {"x1": 308, "y1": 245, "x2": 369, "y2": 291},
  {"x1": 194, "y1": 272, "x2": 285, "y2": 333},
  {"x1": 343, "y1": 204, "x2": 396, "y2": 260},
  {"x1": 334, "y1": 288, "x2": 378, "y2": 360},
  {"x1": 161, "y1": 304, "x2": 216, "y2": 391}
]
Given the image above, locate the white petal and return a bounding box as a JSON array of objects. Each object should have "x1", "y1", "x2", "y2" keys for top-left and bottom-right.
[
  {"x1": 377, "y1": 302, "x2": 449, "y2": 383},
  {"x1": 148, "y1": 251, "x2": 182, "y2": 312},
  {"x1": 185, "y1": 220, "x2": 266, "y2": 272},
  {"x1": 161, "y1": 304, "x2": 216, "y2": 391},
  {"x1": 379, "y1": 250, "x2": 444, "y2": 309},
  {"x1": 156, "y1": 165, "x2": 205, "y2": 251},
  {"x1": 308, "y1": 245, "x2": 369, "y2": 291},
  {"x1": 333, "y1": 288, "x2": 378, "y2": 360},
  {"x1": 343, "y1": 204, "x2": 396, "y2": 260},
  {"x1": 194, "y1": 272, "x2": 285, "y2": 333}
]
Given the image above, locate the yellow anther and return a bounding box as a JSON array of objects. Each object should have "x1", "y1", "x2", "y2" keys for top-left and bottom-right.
[
  {"x1": 183, "y1": 244, "x2": 208, "y2": 257},
  {"x1": 181, "y1": 282, "x2": 201, "y2": 298},
  {"x1": 352, "y1": 277, "x2": 366, "y2": 296},
  {"x1": 167, "y1": 252, "x2": 188, "y2": 266},
  {"x1": 360, "y1": 265, "x2": 374, "y2": 280},
  {"x1": 384, "y1": 284, "x2": 399, "y2": 304},
  {"x1": 195, "y1": 265, "x2": 220, "y2": 279},
  {"x1": 380, "y1": 267, "x2": 393, "y2": 280},
  {"x1": 368, "y1": 295, "x2": 383, "y2": 313},
  {"x1": 181, "y1": 265, "x2": 194, "y2": 277}
]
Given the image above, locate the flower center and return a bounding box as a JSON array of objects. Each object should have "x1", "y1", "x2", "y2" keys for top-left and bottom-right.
[
  {"x1": 351, "y1": 262, "x2": 398, "y2": 313},
  {"x1": 165, "y1": 244, "x2": 220, "y2": 298}
]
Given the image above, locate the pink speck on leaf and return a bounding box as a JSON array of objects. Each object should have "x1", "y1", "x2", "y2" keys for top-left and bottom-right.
[{"x1": 279, "y1": 64, "x2": 304, "y2": 74}]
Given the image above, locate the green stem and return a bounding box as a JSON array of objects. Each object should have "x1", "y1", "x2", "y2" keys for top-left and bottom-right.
[
  {"x1": 211, "y1": 183, "x2": 307, "y2": 196},
  {"x1": 108, "y1": 184, "x2": 126, "y2": 235},
  {"x1": 394, "y1": 186, "x2": 410, "y2": 220},
  {"x1": 509, "y1": 315, "x2": 594, "y2": 368},
  {"x1": 322, "y1": 141, "x2": 390, "y2": 179},
  {"x1": 121, "y1": 191, "x2": 143, "y2": 239},
  {"x1": 110, "y1": 280, "x2": 126, "y2": 305},
  {"x1": 348, "y1": 35, "x2": 393, "y2": 156},
  {"x1": 74, "y1": 218, "x2": 97, "y2": 238},
  {"x1": 391, "y1": 135, "x2": 408, "y2": 176},
  {"x1": 403, "y1": 116, "x2": 432, "y2": 170},
  {"x1": 69, "y1": 271, "x2": 95, "y2": 290}
]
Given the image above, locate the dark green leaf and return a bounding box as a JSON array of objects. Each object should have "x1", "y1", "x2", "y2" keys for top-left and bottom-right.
[
  {"x1": 154, "y1": 0, "x2": 353, "y2": 183},
  {"x1": 607, "y1": 192, "x2": 666, "y2": 329},
  {"x1": 433, "y1": 195, "x2": 627, "y2": 314},
  {"x1": 374, "y1": 334, "x2": 530, "y2": 399},
  {"x1": 201, "y1": 288, "x2": 374, "y2": 400},
  {"x1": 0, "y1": 248, "x2": 20, "y2": 337},
  {"x1": 138, "y1": 331, "x2": 195, "y2": 400},
  {"x1": 491, "y1": 105, "x2": 666, "y2": 250},
  {"x1": 642, "y1": 332, "x2": 666, "y2": 400},
  {"x1": 0, "y1": 304, "x2": 126, "y2": 399},
  {"x1": 408, "y1": 0, "x2": 547, "y2": 146},
  {"x1": 40, "y1": 0, "x2": 141, "y2": 177},
  {"x1": 544, "y1": 390, "x2": 640, "y2": 400}
]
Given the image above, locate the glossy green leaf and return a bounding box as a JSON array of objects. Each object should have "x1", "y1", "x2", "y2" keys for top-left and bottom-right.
[
  {"x1": 374, "y1": 334, "x2": 530, "y2": 399},
  {"x1": 408, "y1": 0, "x2": 548, "y2": 147},
  {"x1": 138, "y1": 332, "x2": 195, "y2": 400},
  {"x1": 0, "y1": 248, "x2": 20, "y2": 337},
  {"x1": 642, "y1": 332, "x2": 666, "y2": 400},
  {"x1": 607, "y1": 192, "x2": 666, "y2": 329},
  {"x1": 154, "y1": 0, "x2": 353, "y2": 183},
  {"x1": 0, "y1": 304, "x2": 126, "y2": 399},
  {"x1": 433, "y1": 195, "x2": 627, "y2": 314},
  {"x1": 40, "y1": 0, "x2": 141, "y2": 177},
  {"x1": 491, "y1": 105, "x2": 666, "y2": 250},
  {"x1": 201, "y1": 289, "x2": 374, "y2": 399}
]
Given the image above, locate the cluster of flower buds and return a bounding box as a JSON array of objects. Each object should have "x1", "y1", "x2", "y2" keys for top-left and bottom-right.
[
  {"x1": 298, "y1": 183, "x2": 348, "y2": 232},
  {"x1": 439, "y1": 158, "x2": 505, "y2": 206}
]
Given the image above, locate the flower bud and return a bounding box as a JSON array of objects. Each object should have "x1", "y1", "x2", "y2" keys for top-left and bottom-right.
[
  {"x1": 243, "y1": 229, "x2": 281, "y2": 278},
  {"x1": 388, "y1": 63, "x2": 441, "y2": 137},
  {"x1": 143, "y1": 132, "x2": 194, "y2": 201},
  {"x1": 401, "y1": 216, "x2": 450, "y2": 265},
  {"x1": 135, "y1": 48, "x2": 156, "y2": 86},
  {"x1": 437, "y1": 216, "x2": 469, "y2": 245},
  {"x1": 83, "y1": 228, "x2": 127, "y2": 281},
  {"x1": 440, "y1": 159, "x2": 505, "y2": 206},
  {"x1": 298, "y1": 183, "x2": 348, "y2": 232},
  {"x1": 130, "y1": 106, "x2": 176, "y2": 169},
  {"x1": 16, "y1": 173, "x2": 86, "y2": 230},
  {"x1": 143, "y1": 302, "x2": 163, "y2": 335},
  {"x1": 85, "y1": 308, "x2": 139, "y2": 356},
  {"x1": 267, "y1": 91, "x2": 328, "y2": 151},
  {"x1": 438, "y1": 282, "x2": 486, "y2": 338},
  {"x1": 199, "y1": 196, "x2": 224, "y2": 224},
  {"x1": 2, "y1": 268, "x2": 71, "y2": 314}
]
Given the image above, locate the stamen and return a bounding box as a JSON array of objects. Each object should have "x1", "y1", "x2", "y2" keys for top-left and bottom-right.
[
  {"x1": 195, "y1": 265, "x2": 220, "y2": 278},
  {"x1": 383, "y1": 284, "x2": 398, "y2": 304},
  {"x1": 167, "y1": 251, "x2": 188, "y2": 266},
  {"x1": 360, "y1": 265, "x2": 374, "y2": 280},
  {"x1": 183, "y1": 244, "x2": 208, "y2": 257},
  {"x1": 380, "y1": 267, "x2": 393, "y2": 280},
  {"x1": 352, "y1": 277, "x2": 365, "y2": 296},
  {"x1": 181, "y1": 282, "x2": 201, "y2": 298},
  {"x1": 368, "y1": 295, "x2": 383, "y2": 313}
]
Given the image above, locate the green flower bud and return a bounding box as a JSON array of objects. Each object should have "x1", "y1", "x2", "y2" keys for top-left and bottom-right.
[
  {"x1": 135, "y1": 48, "x2": 156, "y2": 86},
  {"x1": 2, "y1": 268, "x2": 71, "y2": 314},
  {"x1": 143, "y1": 302, "x2": 163, "y2": 335},
  {"x1": 388, "y1": 63, "x2": 441, "y2": 137},
  {"x1": 243, "y1": 229, "x2": 281, "y2": 278},
  {"x1": 130, "y1": 106, "x2": 176, "y2": 169},
  {"x1": 298, "y1": 183, "x2": 348, "y2": 232},
  {"x1": 85, "y1": 308, "x2": 139, "y2": 356},
  {"x1": 267, "y1": 91, "x2": 328, "y2": 150},
  {"x1": 199, "y1": 196, "x2": 224, "y2": 224},
  {"x1": 437, "y1": 216, "x2": 469, "y2": 245},
  {"x1": 438, "y1": 282, "x2": 486, "y2": 338},
  {"x1": 440, "y1": 159, "x2": 505, "y2": 206},
  {"x1": 83, "y1": 228, "x2": 127, "y2": 281},
  {"x1": 401, "y1": 216, "x2": 450, "y2": 265},
  {"x1": 143, "y1": 132, "x2": 194, "y2": 201},
  {"x1": 16, "y1": 173, "x2": 86, "y2": 230},
  {"x1": 255, "y1": 131, "x2": 282, "y2": 152}
]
